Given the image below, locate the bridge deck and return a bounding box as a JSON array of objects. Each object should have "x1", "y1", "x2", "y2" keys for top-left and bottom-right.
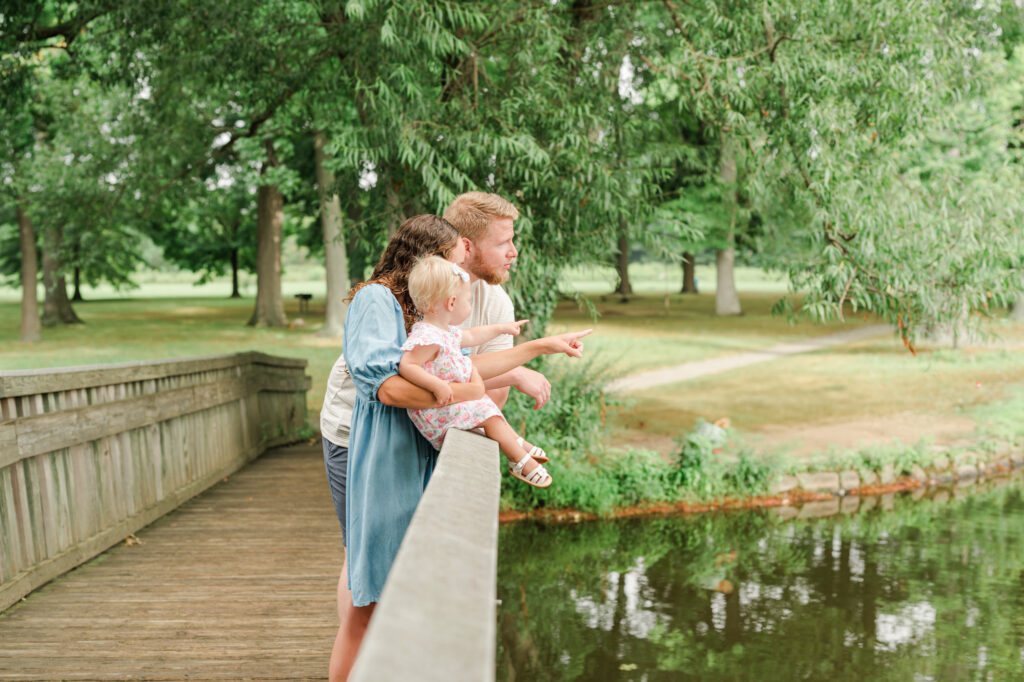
[{"x1": 0, "y1": 443, "x2": 343, "y2": 680}]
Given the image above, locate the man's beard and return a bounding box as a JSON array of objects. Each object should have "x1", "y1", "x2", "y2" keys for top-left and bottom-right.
[{"x1": 469, "y1": 256, "x2": 509, "y2": 285}]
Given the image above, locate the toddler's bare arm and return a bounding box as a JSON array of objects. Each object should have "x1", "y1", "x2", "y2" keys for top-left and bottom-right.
[
  {"x1": 460, "y1": 319, "x2": 529, "y2": 348},
  {"x1": 399, "y1": 344, "x2": 453, "y2": 407}
]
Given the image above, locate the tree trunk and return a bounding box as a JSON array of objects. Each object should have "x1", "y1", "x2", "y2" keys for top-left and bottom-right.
[
  {"x1": 861, "y1": 553, "x2": 879, "y2": 644},
  {"x1": 247, "y1": 140, "x2": 288, "y2": 327},
  {"x1": 314, "y1": 131, "x2": 349, "y2": 338},
  {"x1": 17, "y1": 203, "x2": 41, "y2": 342},
  {"x1": 1010, "y1": 297, "x2": 1024, "y2": 322},
  {"x1": 716, "y1": 132, "x2": 742, "y2": 316},
  {"x1": 41, "y1": 224, "x2": 82, "y2": 326},
  {"x1": 72, "y1": 265, "x2": 84, "y2": 302},
  {"x1": 345, "y1": 202, "x2": 366, "y2": 286},
  {"x1": 681, "y1": 251, "x2": 698, "y2": 294},
  {"x1": 614, "y1": 217, "x2": 632, "y2": 300},
  {"x1": 716, "y1": 248, "x2": 741, "y2": 315},
  {"x1": 385, "y1": 173, "x2": 402, "y2": 240},
  {"x1": 228, "y1": 216, "x2": 241, "y2": 298},
  {"x1": 230, "y1": 246, "x2": 241, "y2": 298},
  {"x1": 41, "y1": 245, "x2": 60, "y2": 326},
  {"x1": 922, "y1": 302, "x2": 978, "y2": 349}
]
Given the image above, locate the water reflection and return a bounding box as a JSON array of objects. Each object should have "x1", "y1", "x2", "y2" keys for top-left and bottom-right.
[{"x1": 497, "y1": 480, "x2": 1024, "y2": 681}]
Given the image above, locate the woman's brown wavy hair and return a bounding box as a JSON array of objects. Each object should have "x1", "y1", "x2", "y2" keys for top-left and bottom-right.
[{"x1": 347, "y1": 214, "x2": 461, "y2": 332}]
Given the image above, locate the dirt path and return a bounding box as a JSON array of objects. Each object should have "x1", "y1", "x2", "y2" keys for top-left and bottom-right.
[{"x1": 606, "y1": 324, "x2": 891, "y2": 393}]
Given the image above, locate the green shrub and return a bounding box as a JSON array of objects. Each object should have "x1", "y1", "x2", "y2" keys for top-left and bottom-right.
[
  {"x1": 723, "y1": 450, "x2": 773, "y2": 496},
  {"x1": 499, "y1": 356, "x2": 619, "y2": 512},
  {"x1": 501, "y1": 355, "x2": 614, "y2": 456},
  {"x1": 672, "y1": 430, "x2": 720, "y2": 497},
  {"x1": 606, "y1": 449, "x2": 676, "y2": 506},
  {"x1": 820, "y1": 439, "x2": 936, "y2": 477},
  {"x1": 670, "y1": 430, "x2": 776, "y2": 501},
  {"x1": 499, "y1": 377, "x2": 778, "y2": 513}
]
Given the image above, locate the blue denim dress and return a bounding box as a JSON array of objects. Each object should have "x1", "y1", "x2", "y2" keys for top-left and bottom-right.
[{"x1": 343, "y1": 284, "x2": 437, "y2": 607}]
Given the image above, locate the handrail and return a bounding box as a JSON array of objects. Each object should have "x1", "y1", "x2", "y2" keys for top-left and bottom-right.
[
  {"x1": 349, "y1": 428, "x2": 500, "y2": 682},
  {"x1": 0, "y1": 351, "x2": 305, "y2": 398}
]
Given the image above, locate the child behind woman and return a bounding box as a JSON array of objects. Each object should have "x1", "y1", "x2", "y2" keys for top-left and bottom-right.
[{"x1": 399, "y1": 256, "x2": 553, "y2": 488}]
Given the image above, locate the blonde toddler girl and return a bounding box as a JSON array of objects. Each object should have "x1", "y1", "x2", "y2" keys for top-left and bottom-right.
[{"x1": 399, "y1": 256, "x2": 553, "y2": 488}]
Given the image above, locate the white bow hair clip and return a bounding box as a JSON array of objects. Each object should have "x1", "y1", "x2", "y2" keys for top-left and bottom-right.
[{"x1": 451, "y1": 263, "x2": 470, "y2": 282}]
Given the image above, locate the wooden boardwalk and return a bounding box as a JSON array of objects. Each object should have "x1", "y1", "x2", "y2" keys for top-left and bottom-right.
[{"x1": 0, "y1": 443, "x2": 344, "y2": 680}]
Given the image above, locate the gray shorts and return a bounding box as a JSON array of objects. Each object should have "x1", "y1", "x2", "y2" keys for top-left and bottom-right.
[{"x1": 322, "y1": 437, "x2": 348, "y2": 545}]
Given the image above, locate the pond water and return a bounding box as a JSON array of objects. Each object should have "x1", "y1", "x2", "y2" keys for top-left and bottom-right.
[{"x1": 497, "y1": 479, "x2": 1024, "y2": 681}]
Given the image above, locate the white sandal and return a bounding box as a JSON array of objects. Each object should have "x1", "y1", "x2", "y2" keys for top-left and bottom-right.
[
  {"x1": 515, "y1": 437, "x2": 548, "y2": 464},
  {"x1": 509, "y1": 455, "x2": 552, "y2": 489}
]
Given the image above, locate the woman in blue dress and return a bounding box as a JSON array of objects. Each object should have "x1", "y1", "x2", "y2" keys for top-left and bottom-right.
[{"x1": 333, "y1": 215, "x2": 590, "y2": 680}]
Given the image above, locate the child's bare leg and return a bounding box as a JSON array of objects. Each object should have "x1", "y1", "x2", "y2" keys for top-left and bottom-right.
[{"x1": 480, "y1": 416, "x2": 543, "y2": 477}]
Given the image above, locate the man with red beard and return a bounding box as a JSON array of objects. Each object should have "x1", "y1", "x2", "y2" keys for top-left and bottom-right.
[{"x1": 443, "y1": 192, "x2": 553, "y2": 411}]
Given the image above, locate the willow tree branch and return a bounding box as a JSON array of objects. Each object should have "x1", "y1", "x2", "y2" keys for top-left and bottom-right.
[{"x1": 15, "y1": 9, "x2": 105, "y2": 49}]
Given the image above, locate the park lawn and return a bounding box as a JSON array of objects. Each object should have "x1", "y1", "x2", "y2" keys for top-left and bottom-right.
[
  {"x1": 610, "y1": 318, "x2": 1024, "y2": 461},
  {"x1": 0, "y1": 264, "x2": 796, "y2": 408},
  {"x1": 0, "y1": 297, "x2": 345, "y2": 415},
  {"x1": 560, "y1": 262, "x2": 792, "y2": 295},
  {"x1": 0, "y1": 288, "x2": 869, "y2": 416},
  {"x1": 546, "y1": 290, "x2": 880, "y2": 376},
  {"x1": 5, "y1": 285, "x2": 1020, "y2": 469}
]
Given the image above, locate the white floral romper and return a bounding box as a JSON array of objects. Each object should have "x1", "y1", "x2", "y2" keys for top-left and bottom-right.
[{"x1": 401, "y1": 321, "x2": 503, "y2": 450}]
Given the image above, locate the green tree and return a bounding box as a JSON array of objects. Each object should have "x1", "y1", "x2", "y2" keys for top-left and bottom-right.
[
  {"x1": 77, "y1": 1, "x2": 326, "y2": 326},
  {"x1": 638, "y1": 0, "x2": 1023, "y2": 337},
  {"x1": 150, "y1": 171, "x2": 258, "y2": 298},
  {"x1": 9, "y1": 0, "x2": 1023, "y2": 347},
  {"x1": 1, "y1": 1, "x2": 104, "y2": 338},
  {"x1": 3, "y1": 64, "x2": 138, "y2": 329},
  {"x1": 3, "y1": 3, "x2": 164, "y2": 334},
  {"x1": 312, "y1": 130, "x2": 349, "y2": 337}
]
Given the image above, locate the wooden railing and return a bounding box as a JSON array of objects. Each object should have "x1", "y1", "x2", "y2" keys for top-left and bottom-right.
[
  {"x1": 0, "y1": 352, "x2": 310, "y2": 611},
  {"x1": 350, "y1": 428, "x2": 501, "y2": 682}
]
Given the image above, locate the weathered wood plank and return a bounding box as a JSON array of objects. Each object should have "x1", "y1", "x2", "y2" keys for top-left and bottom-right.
[
  {"x1": 0, "y1": 397, "x2": 14, "y2": 420},
  {"x1": 0, "y1": 352, "x2": 306, "y2": 398},
  {"x1": 0, "y1": 423, "x2": 15, "y2": 458},
  {"x1": 253, "y1": 366, "x2": 313, "y2": 393},
  {"x1": 72, "y1": 441, "x2": 98, "y2": 545},
  {"x1": 0, "y1": 378, "x2": 248, "y2": 467},
  {"x1": 148, "y1": 422, "x2": 164, "y2": 501},
  {"x1": 109, "y1": 429, "x2": 128, "y2": 523},
  {"x1": 97, "y1": 437, "x2": 117, "y2": 530},
  {"x1": 0, "y1": 438, "x2": 276, "y2": 614},
  {"x1": 33, "y1": 454, "x2": 58, "y2": 560},
  {"x1": 51, "y1": 450, "x2": 73, "y2": 552},
  {"x1": 14, "y1": 461, "x2": 39, "y2": 568},
  {"x1": 0, "y1": 353, "x2": 310, "y2": 614},
  {"x1": 0, "y1": 445, "x2": 341, "y2": 681},
  {"x1": 0, "y1": 469, "x2": 16, "y2": 583}
]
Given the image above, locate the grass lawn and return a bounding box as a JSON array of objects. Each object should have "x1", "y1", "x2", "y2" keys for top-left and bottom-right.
[
  {"x1": 546, "y1": 290, "x2": 879, "y2": 376},
  {"x1": 3, "y1": 267, "x2": 1022, "y2": 469},
  {"x1": 0, "y1": 284, "x2": 868, "y2": 416},
  {"x1": 611, "y1": 318, "x2": 1024, "y2": 461},
  {"x1": 559, "y1": 262, "x2": 792, "y2": 294},
  {"x1": 0, "y1": 264, "x2": 840, "y2": 414},
  {"x1": 0, "y1": 297, "x2": 345, "y2": 415}
]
